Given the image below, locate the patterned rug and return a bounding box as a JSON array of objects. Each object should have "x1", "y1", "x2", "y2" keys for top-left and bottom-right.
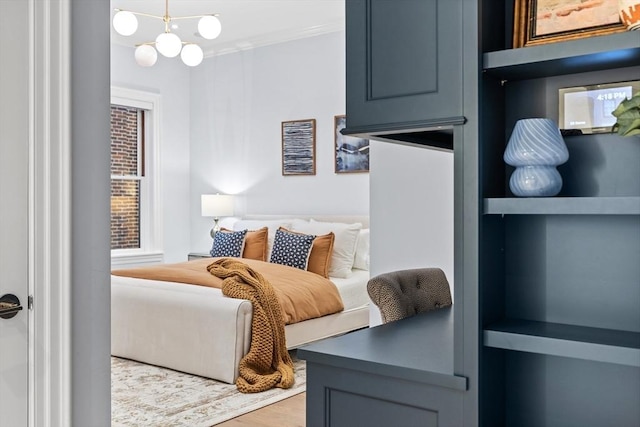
[{"x1": 111, "y1": 351, "x2": 306, "y2": 426}]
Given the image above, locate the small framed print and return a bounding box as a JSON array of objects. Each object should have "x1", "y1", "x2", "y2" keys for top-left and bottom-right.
[
  {"x1": 334, "y1": 115, "x2": 369, "y2": 174},
  {"x1": 281, "y1": 119, "x2": 316, "y2": 176}
]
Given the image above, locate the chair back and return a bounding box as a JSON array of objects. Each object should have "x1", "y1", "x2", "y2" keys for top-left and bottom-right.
[{"x1": 367, "y1": 268, "x2": 452, "y2": 323}]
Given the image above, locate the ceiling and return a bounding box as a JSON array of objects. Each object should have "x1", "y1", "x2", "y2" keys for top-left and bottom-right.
[{"x1": 111, "y1": 0, "x2": 345, "y2": 56}]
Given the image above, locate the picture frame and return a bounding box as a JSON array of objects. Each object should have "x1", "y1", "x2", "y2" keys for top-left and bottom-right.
[
  {"x1": 334, "y1": 115, "x2": 369, "y2": 174},
  {"x1": 281, "y1": 119, "x2": 316, "y2": 176},
  {"x1": 513, "y1": 0, "x2": 626, "y2": 48}
]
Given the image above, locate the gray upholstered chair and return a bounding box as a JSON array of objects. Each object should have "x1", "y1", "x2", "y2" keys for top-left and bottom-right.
[{"x1": 367, "y1": 268, "x2": 453, "y2": 324}]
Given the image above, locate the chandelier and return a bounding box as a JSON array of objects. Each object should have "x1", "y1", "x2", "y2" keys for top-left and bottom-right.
[{"x1": 113, "y1": 0, "x2": 222, "y2": 67}]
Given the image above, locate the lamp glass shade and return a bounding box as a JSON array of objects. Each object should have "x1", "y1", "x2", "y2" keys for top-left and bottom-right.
[
  {"x1": 181, "y1": 44, "x2": 204, "y2": 67},
  {"x1": 201, "y1": 194, "x2": 234, "y2": 217},
  {"x1": 198, "y1": 15, "x2": 222, "y2": 40},
  {"x1": 155, "y1": 32, "x2": 182, "y2": 57},
  {"x1": 504, "y1": 118, "x2": 569, "y2": 197},
  {"x1": 134, "y1": 44, "x2": 158, "y2": 67},
  {"x1": 113, "y1": 11, "x2": 138, "y2": 36}
]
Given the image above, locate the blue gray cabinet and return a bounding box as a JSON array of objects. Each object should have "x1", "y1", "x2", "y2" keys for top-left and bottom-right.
[
  {"x1": 299, "y1": 308, "x2": 467, "y2": 427},
  {"x1": 343, "y1": 0, "x2": 465, "y2": 144},
  {"x1": 319, "y1": 1, "x2": 640, "y2": 425}
]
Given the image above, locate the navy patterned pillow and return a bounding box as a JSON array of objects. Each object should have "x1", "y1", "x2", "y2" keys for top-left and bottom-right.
[
  {"x1": 210, "y1": 229, "x2": 248, "y2": 258},
  {"x1": 269, "y1": 228, "x2": 315, "y2": 270}
]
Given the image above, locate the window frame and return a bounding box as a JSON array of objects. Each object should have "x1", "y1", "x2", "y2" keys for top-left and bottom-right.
[{"x1": 110, "y1": 87, "x2": 163, "y2": 267}]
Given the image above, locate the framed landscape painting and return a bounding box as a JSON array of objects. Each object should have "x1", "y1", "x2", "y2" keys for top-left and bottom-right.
[
  {"x1": 334, "y1": 115, "x2": 369, "y2": 174},
  {"x1": 513, "y1": 0, "x2": 626, "y2": 48},
  {"x1": 281, "y1": 119, "x2": 316, "y2": 176}
]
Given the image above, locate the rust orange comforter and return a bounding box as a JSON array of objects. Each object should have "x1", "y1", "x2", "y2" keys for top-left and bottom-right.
[{"x1": 111, "y1": 257, "x2": 345, "y2": 325}]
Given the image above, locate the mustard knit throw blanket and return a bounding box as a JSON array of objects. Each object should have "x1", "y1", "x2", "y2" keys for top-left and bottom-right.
[{"x1": 207, "y1": 258, "x2": 295, "y2": 393}]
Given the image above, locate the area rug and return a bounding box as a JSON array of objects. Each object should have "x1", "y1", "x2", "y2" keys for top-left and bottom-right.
[{"x1": 111, "y1": 351, "x2": 306, "y2": 427}]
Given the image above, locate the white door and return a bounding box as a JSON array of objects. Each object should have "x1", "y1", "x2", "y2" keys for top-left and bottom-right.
[{"x1": 0, "y1": 0, "x2": 31, "y2": 425}]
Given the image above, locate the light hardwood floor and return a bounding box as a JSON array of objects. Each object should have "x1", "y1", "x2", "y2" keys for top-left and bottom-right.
[{"x1": 217, "y1": 392, "x2": 306, "y2": 427}]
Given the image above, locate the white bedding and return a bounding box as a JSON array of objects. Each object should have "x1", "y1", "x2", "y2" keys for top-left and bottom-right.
[{"x1": 329, "y1": 269, "x2": 371, "y2": 311}]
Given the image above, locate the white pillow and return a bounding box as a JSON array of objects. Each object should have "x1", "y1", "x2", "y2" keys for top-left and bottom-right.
[
  {"x1": 292, "y1": 219, "x2": 362, "y2": 278},
  {"x1": 353, "y1": 228, "x2": 370, "y2": 271},
  {"x1": 289, "y1": 218, "x2": 310, "y2": 229},
  {"x1": 233, "y1": 219, "x2": 293, "y2": 258}
]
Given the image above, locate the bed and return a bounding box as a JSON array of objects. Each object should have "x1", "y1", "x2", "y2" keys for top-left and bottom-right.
[{"x1": 111, "y1": 215, "x2": 370, "y2": 384}]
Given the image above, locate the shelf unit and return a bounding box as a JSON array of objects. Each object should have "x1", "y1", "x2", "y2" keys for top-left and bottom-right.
[
  {"x1": 483, "y1": 31, "x2": 640, "y2": 80},
  {"x1": 485, "y1": 319, "x2": 640, "y2": 367},
  {"x1": 476, "y1": 6, "x2": 640, "y2": 425},
  {"x1": 484, "y1": 196, "x2": 640, "y2": 215}
]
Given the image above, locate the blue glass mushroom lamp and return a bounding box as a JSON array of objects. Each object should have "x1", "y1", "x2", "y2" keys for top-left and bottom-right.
[{"x1": 504, "y1": 118, "x2": 569, "y2": 197}]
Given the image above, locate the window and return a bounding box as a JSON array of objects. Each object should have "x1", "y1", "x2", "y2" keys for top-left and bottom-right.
[
  {"x1": 110, "y1": 105, "x2": 142, "y2": 249},
  {"x1": 110, "y1": 87, "x2": 162, "y2": 266}
]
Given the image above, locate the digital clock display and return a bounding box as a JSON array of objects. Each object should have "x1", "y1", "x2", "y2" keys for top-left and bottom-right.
[{"x1": 559, "y1": 80, "x2": 639, "y2": 134}]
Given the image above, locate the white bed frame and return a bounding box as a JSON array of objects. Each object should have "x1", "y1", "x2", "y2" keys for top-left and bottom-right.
[{"x1": 111, "y1": 215, "x2": 369, "y2": 384}]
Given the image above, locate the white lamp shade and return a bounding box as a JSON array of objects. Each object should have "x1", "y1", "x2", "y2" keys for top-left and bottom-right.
[
  {"x1": 134, "y1": 44, "x2": 158, "y2": 67},
  {"x1": 198, "y1": 15, "x2": 222, "y2": 40},
  {"x1": 113, "y1": 10, "x2": 138, "y2": 36},
  {"x1": 181, "y1": 43, "x2": 204, "y2": 67},
  {"x1": 201, "y1": 194, "x2": 234, "y2": 217},
  {"x1": 155, "y1": 32, "x2": 182, "y2": 57}
]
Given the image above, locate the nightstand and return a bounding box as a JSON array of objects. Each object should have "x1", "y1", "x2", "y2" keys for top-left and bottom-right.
[{"x1": 188, "y1": 252, "x2": 211, "y2": 261}]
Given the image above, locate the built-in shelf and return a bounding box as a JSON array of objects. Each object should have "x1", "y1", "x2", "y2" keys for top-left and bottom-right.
[
  {"x1": 483, "y1": 197, "x2": 640, "y2": 215},
  {"x1": 483, "y1": 31, "x2": 640, "y2": 81},
  {"x1": 484, "y1": 319, "x2": 640, "y2": 367}
]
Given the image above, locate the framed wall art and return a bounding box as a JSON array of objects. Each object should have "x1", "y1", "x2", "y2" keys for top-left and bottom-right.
[
  {"x1": 513, "y1": 0, "x2": 626, "y2": 48},
  {"x1": 281, "y1": 119, "x2": 316, "y2": 176},
  {"x1": 334, "y1": 115, "x2": 369, "y2": 174}
]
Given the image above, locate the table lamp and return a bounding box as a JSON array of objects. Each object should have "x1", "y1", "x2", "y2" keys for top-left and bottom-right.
[
  {"x1": 201, "y1": 194, "x2": 234, "y2": 238},
  {"x1": 504, "y1": 118, "x2": 569, "y2": 197}
]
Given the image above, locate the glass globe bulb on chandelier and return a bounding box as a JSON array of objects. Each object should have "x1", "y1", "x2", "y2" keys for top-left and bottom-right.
[{"x1": 113, "y1": 0, "x2": 221, "y2": 67}]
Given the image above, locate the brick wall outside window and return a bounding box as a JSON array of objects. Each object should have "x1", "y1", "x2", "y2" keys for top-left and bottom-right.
[{"x1": 110, "y1": 105, "x2": 141, "y2": 250}]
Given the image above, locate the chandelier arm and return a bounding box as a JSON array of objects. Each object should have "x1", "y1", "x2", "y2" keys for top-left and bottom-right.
[
  {"x1": 114, "y1": 9, "x2": 165, "y2": 21},
  {"x1": 140, "y1": 41, "x2": 198, "y2": 46},
  {"x1": 170, "y1": 14, "x2": 220, "y2": 20},
  {"x1": 163, "y1": 0, "x2": 171, "y2": 33},
  {"x1": 113, "y1": 8, "x2": 218, "y2": 22}
]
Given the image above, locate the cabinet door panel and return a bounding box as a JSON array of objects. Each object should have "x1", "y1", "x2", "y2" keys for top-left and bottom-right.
[
  {"x1": 369, "y1": 1, "x2": 437, "y2": 100},
  {"x1": 346, "y1": 0, "x2": 463, "y2": 132},
  {"x1": 328, "y1": 389, "x2": 438, "y2": 427},
  {"x1": 306, "y1": 363, "x2": 464, "y2": 427}
]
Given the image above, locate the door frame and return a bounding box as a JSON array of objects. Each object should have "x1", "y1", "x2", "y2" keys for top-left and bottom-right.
[{"x1": 31, "y1": 0, "x2": 72, "y2": 425}]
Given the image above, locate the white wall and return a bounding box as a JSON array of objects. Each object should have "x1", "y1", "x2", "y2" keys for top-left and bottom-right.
[
  {"x1": 111, "y1": 32, "x2": 369, "y2": 260},
  {"x1": 111, "y1": 44, "x2": 192, "y2": 263},
  {"x1": 369, "y1": 140, "x2": 454, "y2": 325},
  {"x1": 189, "y1": 31, "x2": 369, "y2": 253}
]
